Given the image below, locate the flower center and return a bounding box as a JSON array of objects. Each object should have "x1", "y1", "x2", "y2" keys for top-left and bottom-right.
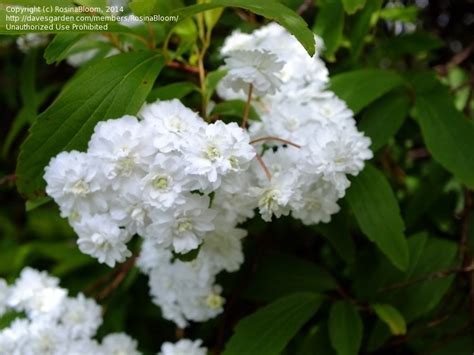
[
  {"x1": 322, "y1": 106, "x2": 332, "y2": 117},
  {"x1": 177, "y1": 219, "x2": 193, "y2": 233},
  {"x1": 287, "y1": 117, "x2": 300, "y2": 131},
  {"x1": 206, "y1": 293, "x2": 224, "y2": 309},
  {"x1": 71, "y1": 179, "x2": 90, "y2": 196},
  {"x1": 259, "y1": 189, "x2": 279, "y2": 211},
  {"x1": 167, "y1": 116, "x2": 184, "y2": 133},
  {"x1": 152, "y1": 175, "x2": 170, "y2": 190},
  {"x1": 206, "y1": 145, "x2": 221, "y2": 161},
  {"x1": 117, "y1": 157, "x2": 134, "y2": 176},
  {"x1": 91, "y1": 233, "x2": 109, "y2": 250},
  {"x1": 229, "y1": 156, "x2": 240, "y2": 169}
]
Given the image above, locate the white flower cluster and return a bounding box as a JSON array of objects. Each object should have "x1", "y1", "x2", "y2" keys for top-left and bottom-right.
[
  {"x1": 217, "y1": 23, "x2": 373, "y2": 224},
  {"x1": 0, "y1": 267, "x2": 140, "y2": 355},
  {"x1": 44, "y1": 99, "x2": 255, "y2": 267},
  {"x1": 44, "y1": 22, "x2": 372, "y2": 329},
  {"x1": 44, "y1": 99, "x2": 253, "y2": 326}
]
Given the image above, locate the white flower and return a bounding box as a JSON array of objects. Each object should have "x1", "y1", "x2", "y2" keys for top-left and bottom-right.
[
  {"x1": 184, "y1": 121, "x2": 255, "y2": 190},
  {"x1": 139, "y1": 99, "x2": 205, "y2": 153},
  {"x1": 302, "y1": 126, "x2": 373, "y2": 195},
  {"x1": 0, "y1": 268, "x2": 141, "y2": 355},
  {"x1": 20, "y1": 321, "x2": 68, "y2": 355},
  {"x1": 59, "y1": 294, "x2": 102, "y2": 339},
  {"x1": 24, "y1": 285, "x2": 67, "y2": 321},
  {"x1": 159, "y1": 339, "x2": 207, "y2": 355},
  {"x1": 222, "y1": 49, "x2": 284, "y2": 96},
  {"x1": 74, "y1": 214, "x2": 132, "y2": 267},
  {"x1": 44, "y1": 151, "x2": 108, "y2": 218},
  {"x1": 7, "y1": 267, "x2": 60, "y2": 311},
  {"x1": 146, "y1": 194, "x2": 216, "y2": 253},
  {"x1": 255, "y1": 171, "x2": 300, "y2": 222},
  {"x1": 140, "y1": 154, "x2": 189, "y2": 210},
  {"x1": 291, "y1": 179, "x2": 341, "y2": 225},
  {"x1": 200, "y1": 221, "x2": 246, "y2": 273},
  {"x1": 0, "y1": 319, "x2": 29, "y2": 354},
  {"x1": 109, "y1": 191, "x2": 152, "y2": 236},
  {"x1": 88, "y1": 116, "x2": 154, "y2": 190},
  {"x1": 101, "y1": 333, "x2": 141, "y2": 355}
]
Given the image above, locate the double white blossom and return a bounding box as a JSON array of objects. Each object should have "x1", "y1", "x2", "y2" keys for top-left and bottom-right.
[
  {"x1": 43, "y1": 22, "x2": 372, "y2": 331},
  {"x1": 218, "y1": 23, "x2": 373, "y2": 224},
  {"x1": 0, "y1": 268, "x2": 140, "y2": 355}
]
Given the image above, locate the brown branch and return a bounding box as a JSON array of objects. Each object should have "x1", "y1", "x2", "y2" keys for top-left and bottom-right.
[
  {"x1": 250, "y1": 136, "x2": 301, "y2": 149},
  {"x1": 233, "y1": 9, "x2": 257, "y2": 24},
  {"x1": 435, "y1": 42, "x2": 474, "y2": 76},
  {"x1": 297, "y1": 0, "x2": 314, "y2": 15},
  {"x1": 241, "y1": 84, "x2": 253, "y2": 129},
  {"x1": 175, "y1": 327, "x2": 185, "y2": 340},
  {"x1": 378, "y1": 262, "x2": 474, "y2": 293},
  {"x1": 96, "y1": 256, "x2": 136, "y2": 300},
  {"x1": 166, "y1": 61, "x2": 200, "y2": 74},
  {"x1": 407, "y1": 147, "x2": 430, "y2": 161},
  {"x1": 255, "y1": 154, "x2": 272, "y2": 181},
  {"x1": 85, "y1": 256, "x2": 137, "y2": 301},
  {"x1": 0, "y1": 174, "x2": 16, "y2": 186}
]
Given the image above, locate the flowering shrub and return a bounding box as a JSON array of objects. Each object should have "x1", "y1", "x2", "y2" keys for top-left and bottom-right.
[{"x1": 1, "y1": 0, "x2": 473, "y2": 354}]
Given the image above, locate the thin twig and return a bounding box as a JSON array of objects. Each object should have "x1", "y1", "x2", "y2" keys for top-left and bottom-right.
[
  {"x1": 175, "y1": 327, "x2": 185, "y2": 340},
  {"x1": 89, "y1": 256, "x2": 137, "y2": 301},
  {"x1": 378, "y1": 262, "x2": 474, "y2": 293},
  {"x1": 297, "y1": 0, "x2": 313, "y2": 15},
  {"x1": 166, "y1": 61, "x2": 200, "y2": 74},
  {"x1": 241, "y1": 84, "x2": 253, "y2": 129},
  {"x1": 0, "y1": 174, "x2": 16, "y2": 186},
  {"x1": 256, "y1": 154, "x2": 272, "y2": 181},
  {"x1": 250, "y1": 136, "x2": 301, "y2": 149}
]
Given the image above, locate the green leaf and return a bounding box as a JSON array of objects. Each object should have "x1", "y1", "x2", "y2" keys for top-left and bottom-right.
[
  {"x1": 0, "y1": 311, "x2": 24, "y2": 330},
  {"x1": 313, "y1": 0, "x2": 344, "y2": 61},
  {"x1": 201, "y1": 0, "x2": 224, "y2": 32},
  {"x1": 172, "y1": 0, "x2": 315, "y2": 56},
  {"x1": 244, "y1": 253, "x2": 337, "y2": 301},
  {"x1": 389, "y1": 234, "x2": 457, "y2": 322},
  {"x1": 353, "y1": 232, "x2": 458, "y2": 325},
  {"x1": 298, "y1": 323, "x2": 336, "y2": 355},
  {"x1": 412, "y1": 76, "x2": 474, "y2": 189},
  {"x1": 328, "y1": 301, "x2": 363, "y2": 355},
  {"x1": 341, "y1": 0, "x2": 366, "y2": 14},
  {"x1": 349, "y1": 0, "x2": 382, "y2": 59},
  {"x1": 378, "y1": 32, "x2": 443, "y2": 57},
  {"x1": 44, "y1": 34, "x2": 84, "y2": 65},
  {"x1": 359, "y1": 89, "x2": 410, "y2": 152},
  {"x1": 346, "y1": 163, "x2": 409, "y2": 271},
  {"x1": 129, "y1": 0, "x2": 183, "y2": 16},
  {"x1": 16, "y1": 52, "x2": 165, "y2": 200},
  {"x1": 330, "y1": 69, "x2": 404, "y2": 114},
  {"x1": 224, "y1": 293, "x2": 323, "y2": 355},
  {"x1": 147, "y1": 82, "x2": 199, "y2": 101},
  {"x1": 379, "y1": 5, "x2": 418, "y2": 23},
  {"x1": 212, "y1": 100, "x2": 260, "y2": 122},
  {"x1": 25, "y1": 196, "x2": 52, "y2": 212},
  {"x1": 372, "y1": 303, "x2": 406, "y2": 335}
]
